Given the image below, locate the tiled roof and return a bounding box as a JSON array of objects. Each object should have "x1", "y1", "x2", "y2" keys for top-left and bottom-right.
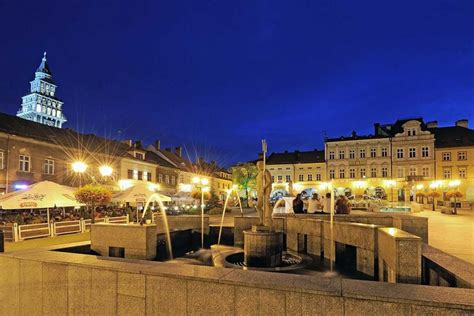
[
  {"x1": 266, "y1": 150, "x2": 325, "y2": 164},
  {"x1": 428, "y1": 126, "x2": 474, "y2": 148},
  {"x1": 0, "y1": 112, "x2": 149, "y2": 164},
  {"x1": 325, "y1": 134, "x2": 388, "y2": 142}
]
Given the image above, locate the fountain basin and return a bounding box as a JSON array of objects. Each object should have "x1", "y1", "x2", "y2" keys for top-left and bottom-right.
[{"x1": 244, "y1": 225, "x2": 283, "y2": 267}]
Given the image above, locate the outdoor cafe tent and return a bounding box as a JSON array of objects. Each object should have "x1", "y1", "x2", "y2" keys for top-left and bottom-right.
[
  {"x1": 111, "y1": 183, "x2": 171, "y2": 204},
  {"x1": 0, "y1": 180, "x2": 83, "y2": 222}
]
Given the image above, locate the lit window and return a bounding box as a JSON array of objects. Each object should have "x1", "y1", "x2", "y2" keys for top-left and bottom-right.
[
  {"x1": 422, "y1": 147, "x2": 429, "y2": 158},
  {"x1": 442, "y1": 152, "x2": 451, "y2": 161},
  {"x1": 397, "y1": 167, "x2": 404, "y2": 178},
  {"x1": 422, "y1": 167, "x2": 429, "y2": 177},
  {"x1": 158, "y1": 174, "x2": 163, "y2": 183},
  {"x1": 171, "y1": 176, "x2": 176, "y2": 185},
  {"x1": 349, "y1": 168, "x2": 355, "y2": 179},
  {"x1": 397, "y1": 148, "x2": 404, "y2": 159},
  {"x1": 371, "y1": 167, "x2": 377, "y2": 178},
  {"x1": 370, "y1": 148, "x2": 376, "y2": 158},
  {"x1": 409, "y1": 148, "x2": 416, "y2": 158},
  {"x1": 165, "y1": 175, "x2": 170, "y2": 184},
  {"x1": 339, "y1": 168, "x2": 345, "y2": 179},
  {"x1": 458, "y1": 151, "x2": 467, "y2": 161},
  {"x1": 43, "y1": 159, "x2": 54, "y2": 175},
  {"x1": 286, "y1": 175, "x2": 291, "y2": 182},
  {"x1": 443, "y1": 168, "x2": 451, "y2": 179},
  {"x1": 277, "y1": 175, "x2": 282, "y2": 181},
  {"x1": 19, "y1": 155, "x2": 31, "y2": 172}
]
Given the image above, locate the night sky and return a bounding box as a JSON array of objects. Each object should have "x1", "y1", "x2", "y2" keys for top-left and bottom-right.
[{"x1": 1, "y1": 1, "x2": 473, "y2": 166}]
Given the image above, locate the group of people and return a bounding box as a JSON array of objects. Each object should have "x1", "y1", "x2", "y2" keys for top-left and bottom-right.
[{"x1": 292, "y1": 192, "x2": 352, "y2": 215}]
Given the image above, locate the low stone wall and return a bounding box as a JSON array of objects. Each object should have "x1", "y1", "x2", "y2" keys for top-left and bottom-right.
[
  {"x1": 378, "y1": 228, "x2": 422, "y2": 284},
  {"x1": 323, "y1": 221, "x2": 379, "y2": 277},
  {"x1": 91, "y1": 223, "x2": 157, "y2": 260},
  {"x1": 1, "y1": 249, "x2": 472, "y2": 315},
  {"x1": 155, "y1": 215, "x2": 209, "y2": 235},
  {"x1": 275, "y1": 213, "x2": 428, "y2": 243},
  {"x1": 422, "y1": 244, "x2": 474, "y2": 289},
  {"x1": 286, "y1": 218, "x2": 323, "y2": 255}
]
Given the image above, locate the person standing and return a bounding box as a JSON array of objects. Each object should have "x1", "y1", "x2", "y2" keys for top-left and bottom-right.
[{"x1": 323, "y1": 192, "x2": 332, "y2": 213}]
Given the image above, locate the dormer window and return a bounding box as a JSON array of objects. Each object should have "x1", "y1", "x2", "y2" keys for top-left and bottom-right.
[{"x1": 135, "y1": 152, "x2": 144, "y2": 160}]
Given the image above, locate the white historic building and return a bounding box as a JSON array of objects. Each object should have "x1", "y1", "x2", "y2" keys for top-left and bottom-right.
[{"x1": 17, "y1": 52, "x2": 67, "y2": 128}]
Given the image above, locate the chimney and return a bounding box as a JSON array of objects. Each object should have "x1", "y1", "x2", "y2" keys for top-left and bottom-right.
[
  {"x1": 175, "y1": 146, "x2": 182, "y2": 157},
  {"x1": 122, "y1": 139, "x2": 133, "y2": 147},
  {"x1": 351, "y1": 130, "x2": 357, "y2": 138},
  {"x1": 426, "y1": 121, "x2": 438, "y2": 128},
  {"x1": 455, "y1": 119, "x2": 468, "y2": 128},
  {"x1": 134, "y1": 140, "x2": 142, "y2": 148},
  {"x1": 155, "y1": 140, "x2": 161, "y2": 150}
]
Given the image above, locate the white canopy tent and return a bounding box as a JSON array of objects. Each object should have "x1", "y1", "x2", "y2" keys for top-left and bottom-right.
[
  {"x1": 112, "y1": 183, "x2": 171, "y2": 222},
  {"x1": 112, "y1": 183, "x2": 171, "y2": 204},
  {"x1": 0, "y1": 181, "x2": 83, "y2": 222}
]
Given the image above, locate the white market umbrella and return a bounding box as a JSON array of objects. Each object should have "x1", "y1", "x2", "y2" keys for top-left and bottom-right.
[
  {"x1": 0, "y1": 181, "x2": 83, "y2": 222},
  {"x1": 112, "y1": 183, "x2": 171, "y2": 204},
  {"x1": 112, "y1": 183, "x2": 171, "y2": 223}
]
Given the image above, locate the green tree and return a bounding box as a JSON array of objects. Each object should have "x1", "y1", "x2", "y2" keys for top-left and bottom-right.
[
  {"x1": 75, "y1": 184, "x2": 112, "y2": 223},
  {"x1": 231, "y1": 162, "x2": 258, "y2": 207}
]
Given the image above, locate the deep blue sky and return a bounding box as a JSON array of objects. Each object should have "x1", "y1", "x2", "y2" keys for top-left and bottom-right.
[{"x1": 1, "y1": 1, "x2": 473, "y2": 166}]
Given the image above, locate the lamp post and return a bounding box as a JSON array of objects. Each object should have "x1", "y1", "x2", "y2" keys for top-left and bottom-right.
[
  {"x1": 99, "y1": 165, "x2": 113, "y2": 177},
  {"x1": 384, "y1": 180, "x2": 396, "y2": 205},
  {"x1": 448, "y1": 180, "x2": 461, "y2": 215},
  {"x1": 192, "y1": 176, "x2": 209, "y2": 248},
  {"x1": 72, "y1": 161, "x2": 87, "y2": 186}
]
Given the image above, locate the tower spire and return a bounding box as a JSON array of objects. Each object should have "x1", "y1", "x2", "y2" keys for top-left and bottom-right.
[{"x1": 36, "y1": 51, "x2": 51, "y2": 75}]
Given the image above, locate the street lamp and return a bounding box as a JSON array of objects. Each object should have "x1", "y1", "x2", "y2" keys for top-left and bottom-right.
[
  {"x1": 448, "y1": 180, "x2": 461, "y2": 214},
  {"x1": 99, "y1": 165, "x2": 113, "y2": 177},
  {"x1": 72, "y1": 161, "x2": 87, "y2": 186},
  {"x1": 192, "y1": 176, "x2": 209, "y2": 248},
  {"x1": 72, "y1": 161, "x2": 87, "y2": 173},
  {"x1": 384, "y1": 180, "x2": 396, "y2": 204}
]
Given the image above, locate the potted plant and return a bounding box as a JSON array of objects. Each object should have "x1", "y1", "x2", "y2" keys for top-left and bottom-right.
[
  {"x1": 446, "y1": 191, "x2": 463, "y2": 215},
  {"x1": 75, "y1": 184, "x2": 112, "y2": 223},
  {"x1": 426, "y1": 191, "x2": 440, "y2": 211}
]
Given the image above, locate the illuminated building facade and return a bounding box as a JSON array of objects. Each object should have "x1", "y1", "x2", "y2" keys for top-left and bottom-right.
[{"x1": 16, "y1": 52, "x2": 67, "y2": 128}]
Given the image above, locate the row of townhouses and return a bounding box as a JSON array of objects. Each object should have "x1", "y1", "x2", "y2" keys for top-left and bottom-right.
[
  {"x1": 266, "y1": 118, "x2": 474, "y2": 204},
  {"x1": 1, "y1": 53, "x2": 232, "y2": 200}
]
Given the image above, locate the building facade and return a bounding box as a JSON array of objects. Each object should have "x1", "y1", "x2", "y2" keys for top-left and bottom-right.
[
  {"x1": 16, "y1": 52, "x2": 67, "y2": 128},
  {"x1": 266, "y1": 150, "x2": 326, "y2": 197}
]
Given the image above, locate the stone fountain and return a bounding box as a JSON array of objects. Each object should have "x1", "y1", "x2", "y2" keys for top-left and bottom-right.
[{"x1": 243, "y1": 157, "x2": 284, "y2": 267}]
